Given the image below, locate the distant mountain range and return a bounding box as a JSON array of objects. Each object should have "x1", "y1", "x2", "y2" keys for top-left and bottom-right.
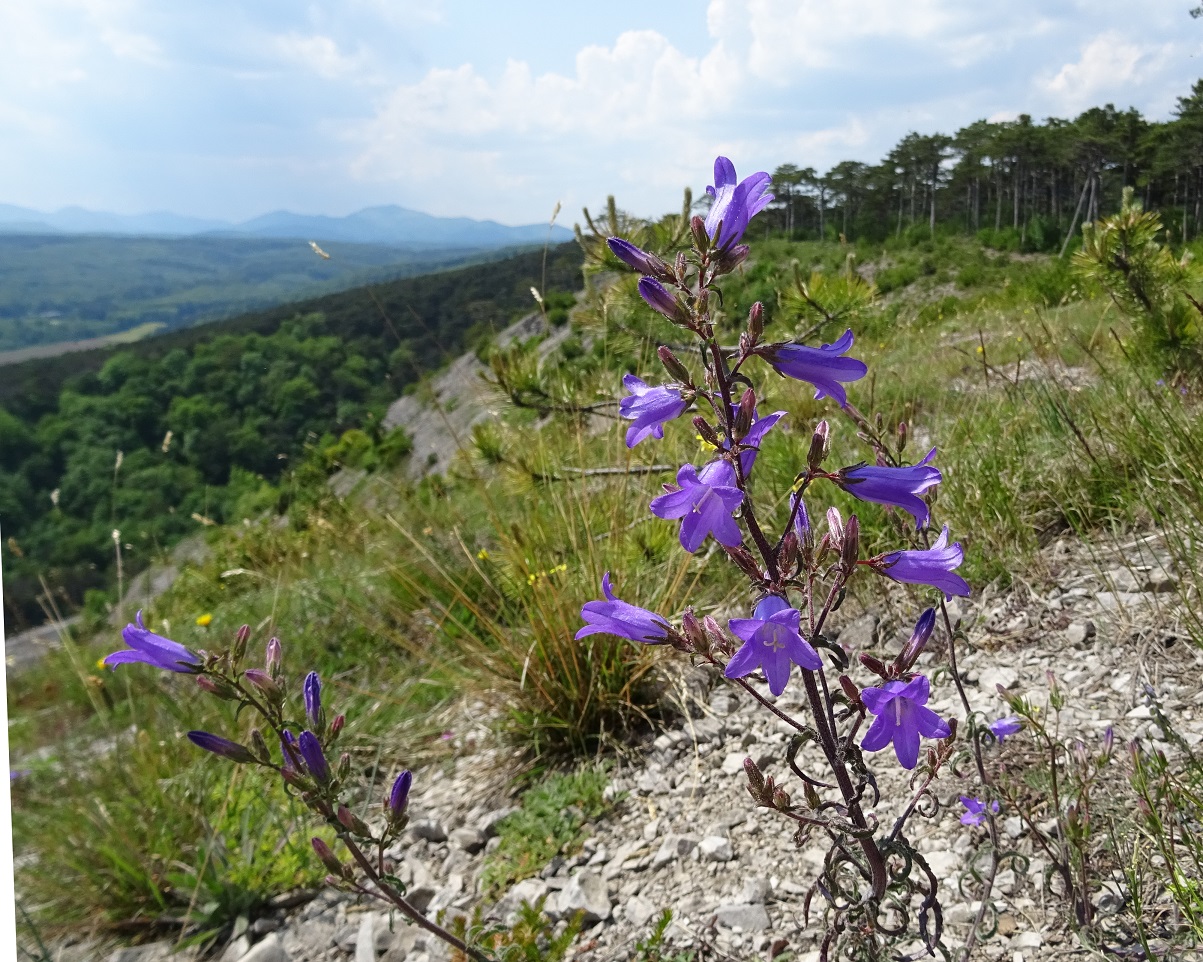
[{"x1": 0, "y1": 202, "x2": 573, "y2": 248}]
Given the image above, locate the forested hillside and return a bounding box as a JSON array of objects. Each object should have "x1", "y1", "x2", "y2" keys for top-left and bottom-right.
[
  {"x1": 0, "y1": 243, "x2": 582, "y2": 631},
  {"x1": 0, "y1": 234, "x2": 500, "y2": 352},
  {"x1": 759, "y1": 80, "x2": 1203, "y2": 248}
]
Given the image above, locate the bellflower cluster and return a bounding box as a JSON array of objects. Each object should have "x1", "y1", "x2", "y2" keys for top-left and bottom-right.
[
  {"x1": 105, "y1": 621, "x2": 490, "y2": 962},
  {"x1": 576, "y1": 154, "x2": 985, "y2": 958}
]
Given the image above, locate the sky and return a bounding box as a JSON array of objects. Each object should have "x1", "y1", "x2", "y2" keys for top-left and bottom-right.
[{"x1": 0, "y1": 0, "x2": 1200, "y2": 227}]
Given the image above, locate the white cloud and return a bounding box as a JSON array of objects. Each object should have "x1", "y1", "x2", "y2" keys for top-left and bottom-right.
[
  {"x1": 1041, "y1": 32, "x2": 1167, "y2": 113},
  {"x1": 274, "y1": 33, "x2": 370, "y2": 79},
  {"x1": 99, "y1": 26, "x2": 160, "y2": 64}
]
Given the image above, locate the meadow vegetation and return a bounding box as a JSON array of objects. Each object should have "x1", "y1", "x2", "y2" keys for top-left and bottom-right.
[{"x1": 10, "y1": 89, "x2": 1203, "y2": 956}]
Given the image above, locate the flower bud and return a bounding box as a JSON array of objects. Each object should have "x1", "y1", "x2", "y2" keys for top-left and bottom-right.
[
  {"x1": 638, "y1": 277, "x2": 688, "y2": 325},
  {"x1": 244, "y1": 668, "x2": 281, "y2": 699},
  {"x1": 804, "y1": 783, "x2": 822, "y2": 809},
  {"x1": 747, "y1": 302, "x2": 764, "y2": 343},
  {"x1": 743, "y1": 757, "x2": 766, "y2": 795},
  {"x1": 772, "y1": 787, "x2": 791, "y2": 811},
  {"x1": 723, "y1": 544, "x2": 764, "y2": 582},
  {"x1": 681, "y1": 608, "x2": 708, "y2": 654},
  {"x1": 777, "y1": 531, "x2": 799, "y2": 576},
  {"x1": 312, "y1": 837, "x2": 345, "y2": 877},
  {"x1": 606, "y1": 237, "x2": 672, "y2": 281},
  {"x1": 690, "y1": 215, "x2": 709, "y2": 251},
  {"x1": 896, "y1": 421, "x2": 908, "y2": 453},
  {"x1": 841, "y1": 515, "x2": 860, "y2": 569},
  {"x1": 329, "y1": 714, "x2": 346, "y2": 739},
  {"x1": 187, "y1": 731, "x2": 256, "y2": 764},
  {"x1": 858, "y1": 654, "x2": 887, "y2": 678},
  {"x1": 807, "y1": 420, "x2": 830, "y2": 473},
  {"x1": 298, "y1": 730, "x2": 329, "y2": 783},
  {"x1": 233, "y1": 623, "x2": 251, "y2": 663},
  {"x1": 265, "y1": 637, "x2": 282, "y2": 676},
  {"x1": 196, "y1": 675, "x2": 223, "y2": 696},
  {"x1": 337, "y1": 752, "x2": 352, "y2": 781},
  {"x1": 387, "y1": 770, "x2": 412, "y2": 821},
  {"x1": 674, "y1": 251, "x2": 688, "y2": 281},
  {"x1": 715, "y1": 244, "x2": 750, "y2": 274},
  {"x1": 1102, "y1": 725, "x2": 1115, "y2": 758},
  {"x1": 303, "y1": 671, "x2": 323, "y2": 731},
  {"x1": 839, "y1": 674, "x2": 862, "y2": 706},
  {"x1": 826, "y1": 506, "x2": 844, "y2": 546},
  {"x1": 733, "y1": 388, "x2": 756, "y2": 441},
  {"x1": 693, "y1": 416, "x2": 721, "y2": 449},
  {"x1": 337, "y1": 804, "x2": 371, "y2": 837},
  {"x1": 657, "y1": 345, "x2": 692, "y2": 385},
  {"x1": 897, "y1": 608, "x2": 936, "y2": 672}
]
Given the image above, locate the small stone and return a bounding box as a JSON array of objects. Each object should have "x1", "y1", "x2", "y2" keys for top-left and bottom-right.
[
  {"x1": 410, "y1": 819, "x2": 448, "y2": 843},
  {"x1": 836, "y1": 613, "x2": 878, "y2": 650},
  {"x1": 449, "y1": 827, "x2": 486, "y2": 854},
  {"x1": 1144, "y1": 568, "x2": 1177, "y2": 593},
  {"x1": 922, "y1": 850, "x2": 959, "y2": 880},
  {"x1": 699, "y1": 836, "x2": 733, "y2": 862},
  {"x1": 624, "y1": 894, "x2": 658, "y2": 927},
  {"x1": 652, "y1": 834, "x2": 698, "y2": 869},
  {"x1": 739, "y1": 878, "x2": 771, "y2": 904},
  {"x1": 978, "y1": 666, "x2": 1018, "y2": 693},
  {"x1": 552, "y1": 871, "x2": 610, "y2": 924},
  {"x1": 721, "y1": 753, "x2": 746, "y2": 776},
  {"x1": 714, "y1": 903, "x2": 770, "y2": 931},
  {"x1": 497, "y1": 878, "x2": 549, "y2": 920},
  {"x1": 249, "y1": 918, "x2": 281, "y2": 936},
  {"x1": 355, "y1": 913, "x2": 377, "y2": 962},
  {"x1": 220, "y1": 936, "x2": 250, "y2": 962},
  {"x1": 239, "y1": 935, "x2": 291, "y2": 962},
  {"x1": 1004, "y1": 816, "x2": 1024, "y2": 839},
  {"x1": 1011, "y1": 931, "x2": 1043, "y2": 950},
  {"x1": 1065, "y1": 621, "x2": 1095, "y2": 645}
]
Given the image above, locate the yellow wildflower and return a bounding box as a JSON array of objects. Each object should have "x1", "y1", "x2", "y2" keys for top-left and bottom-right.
[{"x1": 196, "y1": 613, "x2": 212, "y2": 627}]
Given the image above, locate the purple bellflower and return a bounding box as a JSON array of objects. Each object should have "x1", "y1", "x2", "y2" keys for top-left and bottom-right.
[
  {"x1": 620, "y1": 374, "x2": 689, "y2": 447},
  {"x1": 576, "y1": 573, "x2": 672, "y2": 644},
  {"x1": 638, "y1": 277, "x2": 685, "y2": 323},
  {"x1": 860, "y1": 674, "x2": 951, "y2": 770},
  {"x1": 732, "y1": 408, "x2": 785, "y2": 477},
  {"x1": 303, "y1": 671, "x2": 322, "y2": 729},
  {"x1": 187, "y1": 731, "x2": 255, "y2": 763},
  {"x1": 959, "y1": 795, "x2": 1000, "y2": 826},
  {"x1": 298, "y1": 730, "x2": 330, "y2": 783},
  {"x1": 836, "y1": 448, "x2": 941, "y2": 529},
  {"x1": 649, "y1": 460, "x2": 744, "y2": 552},
  {"x1": 105, "y1": 611, "x2": 201, "y2": 673},
  {"x1": 877, "y1": 525, "x2": 970, "y2": 600},
  {"x1": 607, "y1": 237, "x2": 671, "y2": 280},
  {"x1": 387, "y1": 769, "x2": 413, "y2": 818},
  {"x1": 988, "y1": 716, "x2": 1022, "y2": 742},
  {"x1": 791, "y1": 493, "x2": 811, "y2": 542},
  {"x1": 705, "y1": 157, "x2": 773, "y2": 249},
  {"x1": 761, "y1": 330, "x2": 868, "y2": 407},
  {"x1": 725, "y1": 596, "x2": 821, "y2": 696}
]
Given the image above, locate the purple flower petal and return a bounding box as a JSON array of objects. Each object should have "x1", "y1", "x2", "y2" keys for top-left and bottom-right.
[
  {"x1": 762, "y1": 330, "x2": 868, "y2": 407},
  {"x1": 879, "y1": 525, "x2": 970, "y2": 600},
  {"x1": 859, "y1": 673, "x2": 949, "y2": 770},
  {"x1": 837, "y1": 448, "x2": 942, "y2": 529}
]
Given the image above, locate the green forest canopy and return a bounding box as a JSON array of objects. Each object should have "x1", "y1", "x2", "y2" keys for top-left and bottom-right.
[{"x1": 0, "y1": 243, "x2": 582, "y2": 632}]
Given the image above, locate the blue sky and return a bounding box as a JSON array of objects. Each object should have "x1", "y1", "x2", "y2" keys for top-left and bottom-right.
[{"x1": 1, "y1": 1, "x2": 1200, "y2": 226}]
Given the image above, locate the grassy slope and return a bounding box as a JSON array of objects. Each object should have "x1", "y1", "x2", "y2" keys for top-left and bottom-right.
[{"x1": 11, "y1": 231, "x2": 1203, "y2": 943}]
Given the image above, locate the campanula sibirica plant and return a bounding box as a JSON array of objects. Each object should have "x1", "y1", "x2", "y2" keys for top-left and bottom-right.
[{"x1": 572, "y1": 154, "x2": 1004, "y2": 959}]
